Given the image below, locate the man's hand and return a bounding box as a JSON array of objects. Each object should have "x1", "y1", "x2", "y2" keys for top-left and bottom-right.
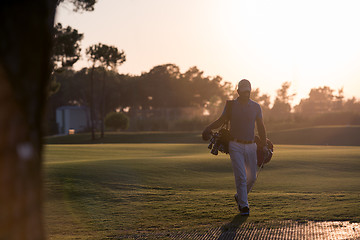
[
  {"x1": 202, "y1": 127, "x2": 212, "y2": 141},
  {"x1": 257, "y1": 139, "x2": 267, "y2": 148}
]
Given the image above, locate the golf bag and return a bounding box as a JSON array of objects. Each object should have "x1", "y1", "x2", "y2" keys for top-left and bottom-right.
[
  {"x1": 207, "y1": 127, "x2": 231, "y2": 155},
  {"x1": 254, "y1": 136, "x2": 273, "y2": 167}
]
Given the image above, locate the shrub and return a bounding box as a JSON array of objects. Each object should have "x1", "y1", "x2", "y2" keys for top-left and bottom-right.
[{"x1": 105, "y1": 112, "x2": 129, "y2": 131}]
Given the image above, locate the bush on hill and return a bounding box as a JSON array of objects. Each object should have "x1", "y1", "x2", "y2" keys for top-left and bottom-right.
[{"x1": 105, "y1": 112, "x2": 129, "y2": 131}]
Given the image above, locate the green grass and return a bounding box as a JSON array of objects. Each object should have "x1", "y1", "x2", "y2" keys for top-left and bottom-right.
[
  {"x1": 44, "y1": 125, "x2": 360, "y2": 146},
  {"x1": 44, "y1": 131, "x2": 203, "y2": 144},
  {"x1": 43, "y1": 144, "x2": 360, "y2": 239}
]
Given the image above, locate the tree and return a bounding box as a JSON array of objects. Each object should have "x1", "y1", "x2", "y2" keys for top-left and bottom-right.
[
  {"x1": 344, "y1": 97, "x2": 360, "y2": 113},
  {"x1": 133, "y1": 64, "x2": 231, "y2": 111},
  {"x1": 0, "y1": 0, "x2": 96, "y2": 239},
  {"x1": 105, "y1": 112, "x2": 129, "y2": 131},
  {"x1": 250, "y1": 88, "x2": 271, "y2": 121},
  {"x1": 86, "y1": 45, "x2": 101, "y2": 140},
  {"x1": 52, "y1": 23, "x2": 83, "y2": 70},
  {"x1": 270, "y1": 82, "x2": 296, "y2": 120},
  {"x1": 86, "y1": 43, "x2": 126, "y2": 139},
  {"x1": 251, "y1": 88, "x2": 271, "y2": 109},
  {"x1": 48, "y1": 23, "x2": 83, "y2": 97},
  {"x1": 294, "y1": 86, "x2": 334, "y2": 115},
  {"x1": 333, "y1": 87, "x2": 344, "y2": 111},
  {"x1": 57, "y1": 0, "x2": 97, "y2": 12},
  {"x1": 275, "y1": 82, "x2": 296, "y2": 104},
  {"x1": 0, "y1": 1, "x2": 57, "y2": 239},
  {"x1": 97, "y1": 45, "x2": 126, "y2": 138}
]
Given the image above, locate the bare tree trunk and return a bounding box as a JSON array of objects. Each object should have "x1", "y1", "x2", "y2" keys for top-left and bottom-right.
[
  {"x1": 90, "y1": 65, "x2": 96, "y2": 140},
  {"x1": 0, "y1": 0, "x2": 56, "y2": 239},
  {"x1": 100, "y1": 69, "x2": 106, "y2": 138}
]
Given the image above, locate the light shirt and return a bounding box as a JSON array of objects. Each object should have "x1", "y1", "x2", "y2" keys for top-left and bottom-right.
[{"x1": 222, "y1": 98, "x2": 262, "y2": 141}]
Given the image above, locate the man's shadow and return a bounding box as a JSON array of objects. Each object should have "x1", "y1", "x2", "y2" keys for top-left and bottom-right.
[{"x1": 217, "y1": 214, "x2": 248, "y2": 240}]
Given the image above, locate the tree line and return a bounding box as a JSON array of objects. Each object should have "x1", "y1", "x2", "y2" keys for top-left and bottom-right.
[
  {"x1": 250, "y1": 82, "x2": 360, "y2": 130},
  {"x1": 47, "y1": 63, "x2": 232, "y2": 134},
  {"x1": 47, "y1": 65, "x2": 360, "y2": 134}
]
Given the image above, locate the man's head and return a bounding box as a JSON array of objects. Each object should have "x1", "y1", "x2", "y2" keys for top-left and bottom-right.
[{"x1": 237, "y1": 79, "x2": 251, "y2": 101}]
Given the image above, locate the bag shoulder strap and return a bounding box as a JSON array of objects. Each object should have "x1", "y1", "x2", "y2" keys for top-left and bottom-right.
[
  {"x1": 225, "y1": 100, "x2": 235, "y2": 121},
  {"x1": 224, "y1": 100, "x2": 235, "y2": 129}
]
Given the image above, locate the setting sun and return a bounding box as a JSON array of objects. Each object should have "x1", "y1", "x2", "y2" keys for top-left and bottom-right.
[{"x1": 215, "y1": 0, "x2": 360, "y2": 103}]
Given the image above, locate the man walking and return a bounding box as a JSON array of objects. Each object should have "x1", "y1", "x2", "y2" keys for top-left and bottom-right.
[{"x1": 202, "y1": 79, "x2": 267, "y2": 216}]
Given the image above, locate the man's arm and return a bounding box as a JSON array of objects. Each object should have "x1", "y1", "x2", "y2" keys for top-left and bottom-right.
[
  {"x1": 256, "y1": 117, "x2": 267, "y2": 147},
  {"x1": 202, "y1": 101, "x2": 231, "y2": 141}
]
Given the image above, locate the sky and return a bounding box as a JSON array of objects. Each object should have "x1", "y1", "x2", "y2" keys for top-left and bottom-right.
[{"x1": 56, "y1": 0, "x2": 360, "y2": 105}]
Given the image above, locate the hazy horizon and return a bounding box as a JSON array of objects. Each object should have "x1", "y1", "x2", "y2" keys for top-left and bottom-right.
[{"x1": 56, "y1": 0, "x2": 360, "y2": 105}]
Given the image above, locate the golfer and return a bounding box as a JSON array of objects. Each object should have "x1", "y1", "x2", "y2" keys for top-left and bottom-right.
[{"x1": 202, "y1": 79, "x2": 267, "y2": 216}]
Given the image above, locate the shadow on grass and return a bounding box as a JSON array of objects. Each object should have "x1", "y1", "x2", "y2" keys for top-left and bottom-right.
[{"x1": 218, "y1": 214, "x2": 248, "y2": 240}]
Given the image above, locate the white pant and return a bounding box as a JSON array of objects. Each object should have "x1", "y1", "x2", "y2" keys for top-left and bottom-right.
[{"x1": 229, "y1": 141, "x2": 258, "y2": 208}]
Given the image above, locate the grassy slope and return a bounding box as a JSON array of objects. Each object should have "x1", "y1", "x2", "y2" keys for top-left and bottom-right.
[
  {"x1": 43, "y1": 144, "x2": 360, "y2": 239},
  {"x1": 44, "y1": 125, "x2": 360, "y2": 146},
  {"x1": 44, "y1": 131, "x2": 203, "y2": 144},
  {"x1": 268, "y1": 125, "x2": 360, "y2": 146}
]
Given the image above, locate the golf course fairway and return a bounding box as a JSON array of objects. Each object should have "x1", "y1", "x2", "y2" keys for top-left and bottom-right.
[{"x1": 43, "y1": 144, "x2": 360, "y2": 239}]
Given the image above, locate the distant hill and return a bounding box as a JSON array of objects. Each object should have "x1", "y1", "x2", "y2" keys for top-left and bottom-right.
[
  {"x1": 45, "y1": 126, "x2": 360, "y2": 146},
  {"x1": 268, "y1": 125, "x2": 360, "y2": 146}
]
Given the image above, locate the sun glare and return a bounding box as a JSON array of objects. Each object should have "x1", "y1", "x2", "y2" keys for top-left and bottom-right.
[{"x1": 217, "y1": 0, "x2": 360, "y2": 101}]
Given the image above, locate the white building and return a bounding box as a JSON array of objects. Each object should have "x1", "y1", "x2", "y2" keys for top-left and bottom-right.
[{"x1": 56, "y1": 106, "x2": 90, "y2": 134}]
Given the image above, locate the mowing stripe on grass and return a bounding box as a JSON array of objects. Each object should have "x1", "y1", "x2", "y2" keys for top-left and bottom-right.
[{"x1": 44, "y1": 144, "x2": 360, "y2": 239}]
